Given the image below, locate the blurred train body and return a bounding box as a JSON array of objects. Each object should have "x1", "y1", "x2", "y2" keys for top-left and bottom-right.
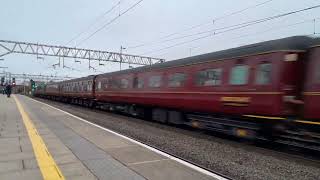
[{"x1": 34, "y1": 36, "x2": 320, "y2": 146}]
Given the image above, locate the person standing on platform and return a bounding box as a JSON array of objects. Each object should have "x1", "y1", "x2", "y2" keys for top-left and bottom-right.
[{"x1": 5, "y1": 83, "x2": 12, "y2": 98}]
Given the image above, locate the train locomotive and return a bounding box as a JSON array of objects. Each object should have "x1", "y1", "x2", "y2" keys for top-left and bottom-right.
[{"x1": 35, "y1": 36, "x2": 320, "y2": 149}]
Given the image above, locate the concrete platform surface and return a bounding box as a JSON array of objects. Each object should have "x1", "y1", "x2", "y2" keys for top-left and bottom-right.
[{"x1": 0, "y1": 95, "x2": 221, "y2": 180}]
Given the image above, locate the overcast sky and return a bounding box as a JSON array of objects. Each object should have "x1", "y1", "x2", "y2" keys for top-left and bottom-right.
[{"x1": 1, "y1": 0, "x2": 320, "y2": 81}]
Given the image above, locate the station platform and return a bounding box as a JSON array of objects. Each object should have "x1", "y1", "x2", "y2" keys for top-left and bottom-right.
[{"x1": 0, "y1": 95, "x2": 222, "y2": 180}]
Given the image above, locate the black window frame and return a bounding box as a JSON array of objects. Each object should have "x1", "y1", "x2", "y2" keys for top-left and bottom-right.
[
  {"x1": 133, "y1": 76, "x2": 144, "y2": 88},
  {"x1": 120, "y1": 78, "x2": 129, "y2": 89},
  {"x1": 315, "y1": 61, "x2": 320, "y2": 84},
  {"x1": 148, "y1": 75, "x2": 162, "y2": 88},
  {"x1": 168, "y1": 73, "x2": 187, "y2": 88},
  {"x1": 195, "y1": 68, "x2": 223, "y2": 86}
]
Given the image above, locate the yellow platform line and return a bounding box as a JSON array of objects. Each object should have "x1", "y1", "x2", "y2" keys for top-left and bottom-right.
[{"x1": 13, "y1": 96, "x2": 65, "y2": 180}]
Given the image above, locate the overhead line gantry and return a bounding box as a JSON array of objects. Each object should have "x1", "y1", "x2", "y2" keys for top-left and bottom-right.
[
  {"x1": 0, "y1": 72, "x2": 75, "y2": 82},
  {"x1": 0, "y1": 40, "x2": 165, "y2": 67}
]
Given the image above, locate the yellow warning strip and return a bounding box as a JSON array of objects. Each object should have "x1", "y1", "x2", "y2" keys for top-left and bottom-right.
[
  {"x1": 295, "y1": 120, "x2": 320, "y2": 125},
  {"x1": 13, "y1": 96, "x2": 65, "y2": 180},
  {"x1": 244, "y1": 114, "x2": 320, "y2": 125}
]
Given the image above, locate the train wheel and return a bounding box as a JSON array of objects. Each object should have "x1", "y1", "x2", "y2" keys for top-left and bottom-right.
[
  {"x1": 232, "y1": 128, "x2": 257, "y2": 140},
  {"x1": 128, "y1": 105, "x2": 138, "y2": 116}
]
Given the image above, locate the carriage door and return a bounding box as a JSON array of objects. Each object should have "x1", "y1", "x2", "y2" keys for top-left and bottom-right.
[{"x1": 281, "y1": 53, "x2": 304, "y2": 117}]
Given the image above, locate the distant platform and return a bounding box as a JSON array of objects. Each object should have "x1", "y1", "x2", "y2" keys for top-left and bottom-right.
[{"x1": 0, "y1": 95, "x2": 224, "y2": 180}]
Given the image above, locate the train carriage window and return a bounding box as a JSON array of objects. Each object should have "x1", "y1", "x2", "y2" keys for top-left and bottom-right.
[
  {"x1": 120, "y1": 79, "x2": 129, "y2": 89},
  {"x1": 111, "y1": 79, "x2": 121, "y2": 89},
  {"x1": 77, "y1": 82, "x2": 79, "y2": 92},
  {"x1": 81, "y1": 81, "x2": 84, "y2": 91},
  {"x1": 101, "y1": 78, "x2": 108, "y2": 89},
  {"x1": 256, "y1": 63, "x2": 272, "y2": 85},
  {"x1": 88, "y1": 81, "x2": 92, "y2": 91},
  {"x1": 133, "y1": 77, "x2": 144, "y2": 88},
  {"x1": 97, "y1": 81, "x2": 102, "y2": 90},
  {"x1": 149, "y1": 75, "x2": 162, "y2": 88},
  {"x1": 84, "y1": 82, "x2": 88, "y2": 91},
  {"x1": 230, "y1": 65, "x2": 249, "y2": 85},
  {"x1": 315, "y1": 61, "x2": 320, "y2": 83},
  {"x1": 168, "y1": 73, "x2": 186, "y2": 87},
  {"x1": 195, "y1": 68, "x2": 222, "y2": 86}
]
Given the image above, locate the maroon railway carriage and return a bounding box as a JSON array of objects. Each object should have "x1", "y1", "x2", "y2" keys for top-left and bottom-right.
[
  {"x1": 35, "y1": 36, "x2": 320, "y2": 143},
  {"x1": 34, "y1": 82, "x2": 59, "y2": 97},
  {"x1": 58, "y1": 75, "x2": 96, "y2": 105},
  {"x1": 45, "y1": 82, "x2": 60, "y2": 96},
  {"x1": 95, "y1": 36, "x2": 312, "y2": 127}
]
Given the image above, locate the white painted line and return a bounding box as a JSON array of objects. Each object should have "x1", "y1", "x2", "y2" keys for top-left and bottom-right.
[
  {"x1": 27, "y1": 96, "x2": 228, "y2": 180},
  {"x1": 127, "y1": 158, "x2": 170, "y2": 166}
]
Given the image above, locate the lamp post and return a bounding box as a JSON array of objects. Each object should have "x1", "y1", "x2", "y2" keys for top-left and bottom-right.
[
  {"x1": 120, "y1": 46, "x2": 126, "y2": 70},
  {"x1": 0, "y1": 58, "x2": 6, "y2": 73}
]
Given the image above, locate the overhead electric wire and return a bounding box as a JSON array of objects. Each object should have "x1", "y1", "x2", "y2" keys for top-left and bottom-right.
[
  {"x1": 138, "y1": 17, "x2": 277, "y2": 46},
  {"x1": 153, "y1": 18, "x2": 318, "y2": 57},
  {"x1": 160, "y1": 0, "x2": 275, "y2": 39},
  {"x1": 231, "y1": 18, "x2": 320, "y2": 40},
  {"x1": 134, "y1": 3, "x2": 319, "y2": 48},
  {"x1": 65, "y1": 1, "x2": 121, "y2": 46},
  {"x1": 160, "y1": 18, "x2": 318, "y2": 57},
  {"x1": 141, "y1": 4, "x2": 320, "y2": 55},
  {"x1": 127, "y1": 0, "x2": 274, "y2": 49},
  {"x1": 76, "y1": 0, "x2": 144, "y2": 47}
]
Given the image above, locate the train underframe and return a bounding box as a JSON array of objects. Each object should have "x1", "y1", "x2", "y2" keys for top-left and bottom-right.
[{"x1": 35, "y1": 94, "x2": 320, "y2": 151}]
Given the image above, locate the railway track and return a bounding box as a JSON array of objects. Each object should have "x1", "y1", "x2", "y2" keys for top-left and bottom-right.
[
  {"x1": 253, "y1": 138, "x2": 320, "y2": 165},
  {"x1": 202, "y1": 129, "x2": 320, "y2": 165}
]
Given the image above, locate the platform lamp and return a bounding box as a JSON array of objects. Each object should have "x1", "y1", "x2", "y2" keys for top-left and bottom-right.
[
  {"x1": 0, "y1": 77, "x2": 4, "y2": 86},
  {"x1": 12, "y1": 77, "x2": 16, "y2": 86}
]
